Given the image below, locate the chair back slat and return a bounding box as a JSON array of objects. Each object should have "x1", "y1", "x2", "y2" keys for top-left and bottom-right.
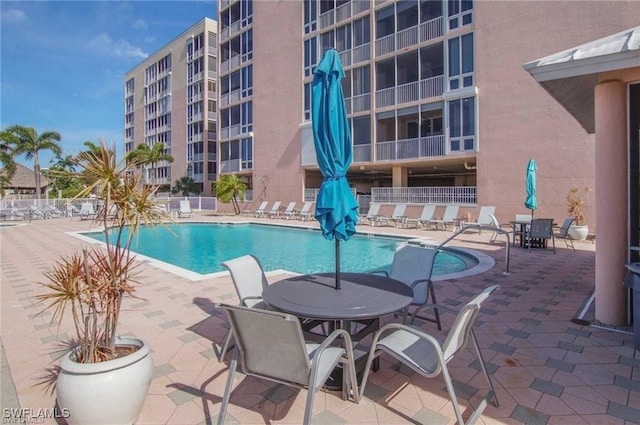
[
  {"x1": 222, "y1": 255, "x2": 269, "y2": 307},
  {"x1": 442, "y1": 205, "x2": 460, "y2": 221},
  {"x1": 476, "y1": 206, "x2": 496, "y2": 225},
  {"x1": 557, "y1": 217, "x2": 575, "y2": 238},
  {"x1": 419, "y1": 204, "x2": 436, "y2": 221},
  {"x1": 220, "y1": 305, "x2": 312, "y2": 386},
  {"x1": 366, "y1": 203, "x2": 381, "y2": 218},
  {"x1": 390, "y1": 244, "x2": 438, "y2": 304},
  {"x1": 529, "y1": 218, "x2": 553, "y2": 238}
]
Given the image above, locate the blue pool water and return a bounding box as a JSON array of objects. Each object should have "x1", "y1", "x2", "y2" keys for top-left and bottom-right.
[{"x1": 86, "y1": 223, "x2": 470, "y2": 276}]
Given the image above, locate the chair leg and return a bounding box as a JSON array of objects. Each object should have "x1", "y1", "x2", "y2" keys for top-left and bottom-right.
[
  {"x1": 408, "y1": 283, "x2": 441, "y2": 330},
  {"x1": 470, "y1": 329, "x2": 499, "y2": 408},
  {"x1": 303, "y1": 384, "x2": 315, "y2": 425},
  {"x1": 217, "y1": 350, "x2": 238, "y2": 425},
  {"x1": 218, "y1": 330, "x2": 234, "y2": 362},
  {"x1": 441, "y1": 364, "x2": 466, "y2": 425}
]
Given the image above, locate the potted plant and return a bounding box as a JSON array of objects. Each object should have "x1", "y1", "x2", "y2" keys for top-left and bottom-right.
[
  {"x1": 566, "y1": 186, "x2": 589, "y2": 241},
  {"x1": 37, "y1": 141, "x2": 170, "y2": 425}
]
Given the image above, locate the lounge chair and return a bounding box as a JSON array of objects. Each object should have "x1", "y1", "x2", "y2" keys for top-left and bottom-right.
[
  {"x1": 358, "y1": 285, "x2": 500, "y2": 425},
  {"x1": 554, "y1": 217, "x2": 576, "y2": 251},
  {"x1": 371, "y1": 244, "x2": 441, "y2": 328},
  {"x1": 267, "y1": 201, "x2": 282, "y2": 218},
  {"x1": 253, "y1": 201, "x2": 269, "y2": 217},
  {"x1": 427, "y1": 205, "x2": 460, "y2": 231},
  {"x1": 178, "y1": 200, "x2": 193, "y2": 218},
  {"x1": 488, "y1": 214, "x2": 512, "y2": 243},
  {"x1": 215, "y1": 303, "x2": 360, "y2": 425},
  {"x1": 78, "y1": 202, "x2": 96, "y2": 220},
  {"x1": 298, "y1": 201, "x2": 314, "y2": 221},
  {"x1": 386, "y1": 204, "x2": 407, "y2": 228},
  {"x1": 282, "y1": 202, "x2": 297, "y2": 220},
  {"x1": 468, "y1": 206, "x2": 496, "y2": 234},
  {"x1": 361, "y1": 202, "x2": 383, "y2": 226},
  {"x1": 42, "y1": 205, "x2": 63, "y2": 218},
  {"x1": 527, "y1": 218, "x2": 555, "y2": 253},
  {"x1": 405, "y1": 204, "x2": 436, "y2": 229}
]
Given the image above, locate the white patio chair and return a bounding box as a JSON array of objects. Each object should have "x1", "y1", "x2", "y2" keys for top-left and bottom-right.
[
  {"x1": 388, "y1": 204, "x2": 407, "y2": 227},
  {"x1": 283, "y1": 202, "x2": 297, "y2": 219},
  {"x1": 178, "y1": 200, "x2": 193, "y2": 218},
  {"x1": 405, "y1": 204, "x2": 436, "y2": 229},
  {"x1": 253, "y1": 201, "x2": 269, "y2": 217},
  {"x1": 359, "y1": 285, "x2": 500, "y2": 425},
  {"x1": 267, "y1": 201, "x2": 282, "y2": 218},
  {"x1": 427, "y1": 205, "x2": 460, "y2": 231},
  {"x1": 216, "y1": 303, "x2": 360, "y2": 425},
  {"x1": 554, "y1": 217, "x2": 576, "y2": 251},
  {"x1": 78, "y1": 202, "x2": 96, "y2": 220},
  {"x1": 361, "y1": 202, "x2": 382, "y2": 226},
  {"x1": 371, "y1": 244, "x2": 441, "y2": 328},
  {"x1": 298, "y1": 201, "x2": 314, "y2": 221}
]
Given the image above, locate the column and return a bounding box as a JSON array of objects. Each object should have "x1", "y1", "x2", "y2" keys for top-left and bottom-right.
[
  {"x1": 594, "y1": 79, "x2": 628, "y2": 325},
  {"x1": 392, "y1": 166, "x2": 407, "y2": 187}
]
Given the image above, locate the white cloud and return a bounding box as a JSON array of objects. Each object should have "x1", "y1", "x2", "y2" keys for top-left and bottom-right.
[
  {"x1": 133, "y1": 19, "x2": 148, "y2": 30},
  {"x1": 87, "y1": 33, "x2": 148, "y2": 60},
  {"x1": 1, "y1": 9, "x2": 27, "y2": 23}
]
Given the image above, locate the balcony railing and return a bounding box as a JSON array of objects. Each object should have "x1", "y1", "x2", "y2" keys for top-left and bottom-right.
[
  {"x1": 372, "y1": 186, "x2": 477, "y2": 205},
  {"x1": 304, "y1": 188, "x2": 356, "y2": 202},
  {"x1": 376, "y1": 17, "x2": 443, "y2": 56},
  {"x1": 220, "y1": 159, "x2": 240, "y2": 173},
  {"x1": 375, "y1": 136, "x2": 445, "y2": 161},
  {"x1": 353, "y1": 144, "x2": 371, "y2": 162},
  {"x1": 375, "y1": 75, "x2": 444, "y2": 107}
]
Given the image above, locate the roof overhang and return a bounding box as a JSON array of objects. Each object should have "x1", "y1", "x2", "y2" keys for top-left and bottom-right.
[{"x1": 523, "y1": 26, "x2": 640, "y2": 134}]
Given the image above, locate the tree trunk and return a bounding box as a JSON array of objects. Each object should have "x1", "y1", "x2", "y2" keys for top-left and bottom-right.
[{"x1": 34, "y1": 153, "x2": 41, "y2": 200}]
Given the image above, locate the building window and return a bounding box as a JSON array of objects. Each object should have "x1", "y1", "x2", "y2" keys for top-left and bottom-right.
[
  {"x1": 376, "y1": 6, "x2": 395, "y2": 39},
  {"x1": 304, "y1": 37, "x2": 318, "y2": 77},
  {"x1": 397, "y1": 0, "x2": 419, "y2": 32},
  {"x1": 353, "y1": 16, "x2": 369, "y2": 47},
  {"x1": 304, "y1": 82, "x2": 312, "y2": 121},
  {"x1": 304, "y1": 0, "x2": 317, "y2": 34},
  {"x1": 241, "y1": 137, "x2": 253, "y2": 169},
  {"x1": 448, "y1": 96, "x2": 475, "y2": 151},
  {"x1": 448, "y1": 0, "x2": 473, "y2": 30},
  {"x1": 448, "y1": 33, "x2": 474, "y2": 90}
]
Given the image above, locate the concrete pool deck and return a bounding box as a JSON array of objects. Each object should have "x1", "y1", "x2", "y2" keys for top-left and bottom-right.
[{"x1": 1, "y1": 212, "x2": 638, "y2": 424}]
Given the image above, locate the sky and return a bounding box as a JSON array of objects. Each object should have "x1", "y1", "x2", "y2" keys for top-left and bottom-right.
[{"x1": 1, "y1": 0, "x2": 217, "y2": 167}]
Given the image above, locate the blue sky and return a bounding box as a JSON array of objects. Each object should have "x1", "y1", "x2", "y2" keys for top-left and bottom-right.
[{"x1": 1, "y1": 0, "x2": 217, "y2": 167}]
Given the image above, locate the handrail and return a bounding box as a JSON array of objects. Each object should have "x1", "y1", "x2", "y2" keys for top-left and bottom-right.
[{"x1": 436, "y1": 224, "x2": 511, "y2": 275}]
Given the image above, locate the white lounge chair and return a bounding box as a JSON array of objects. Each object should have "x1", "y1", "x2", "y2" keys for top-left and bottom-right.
[
  {"x1": 79, "y1": 202, "x2": 96, "y2": 220},
  {"x1": 361, "y1": 203, "x2": 382, "y2": 226},
  {"x1": 389, "y1": 204, "x2": 408, "y2": 227},
  {"x1": 427, "y1": 205, "x2": 460, "y2": 231},
  {"x1": 267, "y1": 201, "x2": 282, "y2": 218},
  {"x1": 178, "y1": 200, "x2": 193, "y2": 218},
  {"x1": 298, "y1": 202, "x2": 314, "y2": 221},
  {"x1": 405, "y1": 204, "x2": 436, "y2": 229},
  {"x1": 253, "y1": 201, "x2": 269, "y2": 217},
  {"x1": 282, "y1": 202, "x2": 297, "y2": 220}
]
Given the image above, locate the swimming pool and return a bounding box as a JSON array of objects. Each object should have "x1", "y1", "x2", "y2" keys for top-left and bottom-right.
[{"x1": 83, "y1": 223, "x2": 477, "y2": 277}]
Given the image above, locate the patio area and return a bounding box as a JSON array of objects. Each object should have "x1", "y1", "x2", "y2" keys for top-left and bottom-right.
[{"x1": 1, "y1": 212, "x2": 638, "y2": 424}]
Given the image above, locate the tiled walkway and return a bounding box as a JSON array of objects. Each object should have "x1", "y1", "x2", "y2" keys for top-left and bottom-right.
[{"x1": 1, "y1": 214, "x2": 638, "y2": 424}]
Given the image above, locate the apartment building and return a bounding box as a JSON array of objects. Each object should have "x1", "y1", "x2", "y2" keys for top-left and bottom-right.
[
  {"x1": 124, "y1": 18, "x2": 218, "y2": 195},
  {"x1": 216, "y1": 0, "x2": 640, "y2": 228}
]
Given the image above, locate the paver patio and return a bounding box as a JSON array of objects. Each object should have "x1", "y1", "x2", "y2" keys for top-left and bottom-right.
[{"x1": 1, "y1": 213, "x2": 638, "y2": 424}]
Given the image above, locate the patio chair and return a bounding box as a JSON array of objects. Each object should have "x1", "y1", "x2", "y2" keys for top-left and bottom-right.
[
  {"x1": 511, "y1": 214, "x2": 532, "y2": 246},
  {"x1": 78, "y1": 202, "x2": 96, "y2": 220},
  {"x1": 405, "y1": 204, "x2": 436, "y2": 229},
  {"x1": 298, "y1": 201, "x2": 314, "y2": 221},
  {"x1": 370, "y1": 244, "x2": 441, "y2": 329},
  {"x1": 470, "y1": 206, "x2": 496, "y2": 235},
  {"x1": 554, "y1": 217, "x2": 576, "y2": 251},
  {"x1": 178, "y1": 200, "x2": 193, "y2": 218},
  {"x1": 283, "y1": 202, "x2": 297, "y2": 220},
  {"x1": 527, "y1": 218, "x2": 555, "y2": 253},
  {"x1": 427, "y1": 205, "x2": 460, "y2": 231},
  {"x1": 267, "y1": 201, "x2": 282, "y2": 218},
  {"x1": 253, "y1": 201, "x2": 269, "y2": 217},
  {"x1": 388, "y1": 204, "x2": 408, "y2": 228},
  {"x1": 218, "y1": 254, "x2": 271, "y2": 362},
  {"x1": 361, "y1": 202, "x2": 383, "y2": 226},
  {"x1": 215, "y1": 303, "x2": 360, "y2": 425},
  {"x1": 358, "y1": 285, "x2": 500, "y2": 425},
  {"x1": 488, "y1": 214, "x2": 512, "y2": 243}
]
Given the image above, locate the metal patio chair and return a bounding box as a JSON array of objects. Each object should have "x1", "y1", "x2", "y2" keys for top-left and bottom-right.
[
  {"x1": 554, "y1": 217, "x2": 576, "y2": 251},
  {"x1": 527, "y1": 218, "x2": 556, "y2": 253},
  {"x1": 359, "y1": 285, "x2": 500, "y2": 425},
  {"x1": 215, "y1": 303, "x2": 360, "y2": 425}
]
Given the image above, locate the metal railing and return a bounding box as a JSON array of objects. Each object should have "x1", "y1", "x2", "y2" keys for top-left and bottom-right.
[
  {"x1": 437, "y1": 224, "x2": 511, "y2": 275},
  {"x1": 372, "y1": 186, "x2": 477, "y2": 205}
]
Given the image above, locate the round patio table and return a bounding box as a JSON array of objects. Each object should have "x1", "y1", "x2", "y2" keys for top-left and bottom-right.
[{"x1": 262, "y1": 272, "x2": 413, "y2": 321}]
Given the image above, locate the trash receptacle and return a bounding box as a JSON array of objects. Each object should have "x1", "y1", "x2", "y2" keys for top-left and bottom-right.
[{"x1": 623, "y1": 262, "x2": 640, "y2": 350}]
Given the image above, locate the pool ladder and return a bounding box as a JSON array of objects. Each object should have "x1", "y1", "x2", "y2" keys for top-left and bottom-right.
[{"x1": 436, "y1": 224, "x2": 512, "y2": 275}]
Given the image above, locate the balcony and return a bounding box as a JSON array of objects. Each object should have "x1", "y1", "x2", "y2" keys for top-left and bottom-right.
[
  {"x1": 353, "y1": 144, "x2": 371, "y2": 162},
  {"x1": 220, "y1": 19, "x2": 242, "y2": 43},
  {"x1": 375, "y1": 135, "x2": 445, "y2": 161},
  {"x1": 376, "y1": 17, "x2": 443, "y2": 56},
  {"x1": 372, "y1": 186, "x2": 477, "y2": 205},
  {"x1": 375, "y1": 75, "x2": 444, "y2": 108}
]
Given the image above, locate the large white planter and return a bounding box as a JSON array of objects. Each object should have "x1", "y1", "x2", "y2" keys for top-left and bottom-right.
[
  {"x1": 56, "y1": 337, "x2": 153, "y2": 425},
  {"x1": 568, "y1": 225, "x2": 589, "y2": 241}
]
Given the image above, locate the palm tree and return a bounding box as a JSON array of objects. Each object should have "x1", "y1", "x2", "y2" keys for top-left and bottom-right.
[
  {"x1": 7, "y1": 125, "x2": 62, "y2": 199},
  {"x1": 172, "y1": 176, "x2": 200, "y2": 196},
  {"x1": 126, "y1": 143, "x2": 174, "y2": 185},
  {"x1": 81, "y1": 140, "x2": 103, "y2": 157},
  {"x1": 213, "y1": 174, "x2": 247, "y2": 215},
  {"x1": 0, "y1": 128, "x2": 18, "y2": 178}
]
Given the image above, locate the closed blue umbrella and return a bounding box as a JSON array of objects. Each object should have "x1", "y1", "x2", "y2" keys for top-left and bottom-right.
[
  {"x1": 312, "y1": 49, "x2": 359, "y2": 289},
  {"x1": 525, "y1": 159, "x2": 538, "y2": 216}
]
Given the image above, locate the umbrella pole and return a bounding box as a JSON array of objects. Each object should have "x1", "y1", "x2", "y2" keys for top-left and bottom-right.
[{"x1": 335, "y1": 239, "x2": 341, "y2": 290}]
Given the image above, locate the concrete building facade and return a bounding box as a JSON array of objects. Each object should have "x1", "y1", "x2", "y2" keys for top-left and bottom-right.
[{"x1": 125, "y1": 18, "x2": 218, "y2": 195}]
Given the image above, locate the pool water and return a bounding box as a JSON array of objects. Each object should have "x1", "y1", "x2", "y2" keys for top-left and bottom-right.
[{"x1": 86, "y1": 223, "x2": 470, "y2": 276}]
